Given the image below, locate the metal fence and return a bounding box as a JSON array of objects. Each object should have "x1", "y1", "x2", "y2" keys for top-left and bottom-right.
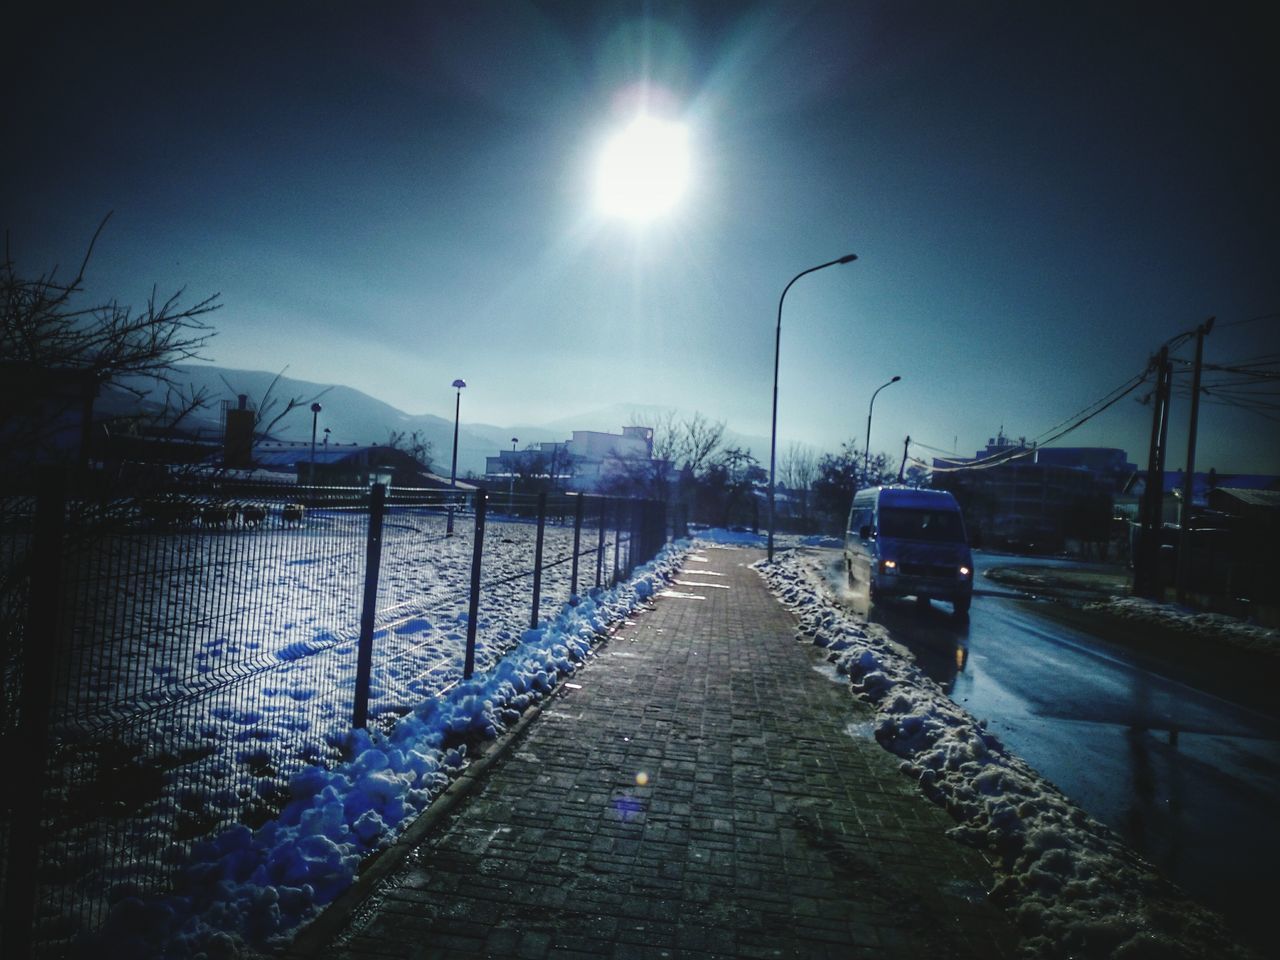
[{"x1": 1, "y1": 474, "x2": 673, "y2": 956}]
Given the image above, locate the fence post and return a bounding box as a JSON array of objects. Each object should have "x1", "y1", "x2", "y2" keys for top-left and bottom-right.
[
  {"x1": 464, "y1": 490, "x2": 487, "y2": 679},
  {"x1": 4, "y1": 469, "x2": 67, "y2": 959},
  {"x1": 595, "y1": 497, "x2": 606, "y2": 589},
  {"x1": 352, "y1": 483, "x2": 387, "y2": 729},
  {"x1": 612, "y1": 499, "x2": 623, "y2": 585},
  {"x1": 529, "y1": 491, "x2": 548, "y2": 630},
  {"x1": 570, "y1": 493, "x2": 584, "y2": 599}
]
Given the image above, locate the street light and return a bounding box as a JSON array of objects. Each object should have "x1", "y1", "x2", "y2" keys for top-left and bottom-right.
[
  {"x1": 447, "y1": 378, "x2": 466, "y2": 535},
  {"x1": 767, "y1": 253, "x2": 858, "y2": 562},
  {"x1": 864, "y1": 376, "x2": 901, "y2": 487},
  {"x1": 309, "y1": 402, "x2": 323, "y2": 495}
]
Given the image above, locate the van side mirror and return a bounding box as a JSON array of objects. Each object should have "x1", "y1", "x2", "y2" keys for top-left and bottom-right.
[{"x1": 859, "y1": 525, "x2": 871, "y2": 540}]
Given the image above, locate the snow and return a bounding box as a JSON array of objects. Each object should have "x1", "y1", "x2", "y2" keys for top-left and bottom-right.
[
  {"x1": 1085, "y1": 596, "x2": 1280, "y2": 657},
  {"x1": 61, "y1": 526, "x2": 1264, "y2": 958},
  {"x1": 754, "y1": 546, "x2": 1257, "y2": 960},
  {"x1": 60, "y1": 516, "x2": 690, "y2": 958}
]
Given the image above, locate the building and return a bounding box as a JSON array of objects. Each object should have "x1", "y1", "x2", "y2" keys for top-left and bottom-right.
[
  {"x1": 932, "y1": 430, "x2": 1134, "y2": 552},
  {"x1": 245, "y1": 441, "x2": 471, "y2": 491},
  {"x1": 1122, "y1": 469, "x2": 1280, "y2": 524},
  {"x1": 485, "y1": 426, "x2": 671, "y2": 494}
]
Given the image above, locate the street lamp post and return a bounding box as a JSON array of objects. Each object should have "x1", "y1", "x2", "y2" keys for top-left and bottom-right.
[
  {"x1": 447, "y1": 378, "x2": 466, "y2": 535},
  {"x1": 309, "y1": 402, "x2": 322, "y2": 499},
  {"x1": 863, "y1": 376, "x2": 901, "y2": 487},
  {"x1": 768, "y1": 253, "x2": 858, "y2": 562}
]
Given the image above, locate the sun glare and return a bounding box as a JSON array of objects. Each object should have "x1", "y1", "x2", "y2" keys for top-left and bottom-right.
[{"x1": 595, "y1": 115, "x2": 690, "y2": 222}]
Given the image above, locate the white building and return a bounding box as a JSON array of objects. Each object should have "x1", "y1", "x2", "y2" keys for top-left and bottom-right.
[{"x1": 485, "y1": 426, "x2": 669, "y2": 493}]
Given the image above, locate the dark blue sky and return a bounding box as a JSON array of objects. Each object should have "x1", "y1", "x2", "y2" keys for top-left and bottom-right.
[{"x1": 5, "y1": 1, "x2": 1277, "y2": 472}]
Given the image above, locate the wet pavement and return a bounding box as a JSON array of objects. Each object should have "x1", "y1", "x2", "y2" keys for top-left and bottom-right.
[
  {"x1": 288, "y1": 545, "x2": 1018, "y2": 959},
  {"x1": 821, "y1": 547, "x2": 1279, "y2": 956}
]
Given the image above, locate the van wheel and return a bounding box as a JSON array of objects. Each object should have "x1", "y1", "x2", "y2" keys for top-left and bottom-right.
[
  {"x1": 915, "y1": 594, "x2": 930, "y2": 608},
  {"x1": 868, "y1": 582, "x2": 879, "y2": 603},
  {"x1": 954, "y1": 596, "x2": 971, "y2": 618}
]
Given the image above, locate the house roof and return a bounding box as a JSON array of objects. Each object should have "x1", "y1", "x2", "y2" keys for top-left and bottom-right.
[
  {"x1": 1209, "y1": 487, "x2": 1280, "y2": 509},
  {"x1": 1124, "y1": 470, "x2": 1280, "y2": 498}
]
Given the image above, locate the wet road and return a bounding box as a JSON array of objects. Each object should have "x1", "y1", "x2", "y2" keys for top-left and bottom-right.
[{"x1": 821, "y1": 549, "x2": 1280, "y2": 953}]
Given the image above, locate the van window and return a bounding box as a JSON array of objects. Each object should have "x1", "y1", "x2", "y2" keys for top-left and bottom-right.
[{"x1": 879, "y1": 507, "x2": 965, "y2": 542}]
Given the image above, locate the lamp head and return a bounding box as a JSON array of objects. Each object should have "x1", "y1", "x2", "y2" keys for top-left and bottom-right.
[
  {"x1": 310, "y1": 402, "x2": 322, "y2": 414},
  {"x1": 837, "y1": 253, "x2": 858, "y2": 264},
  {"x1": 891, "y1": 375, "x2": 901, "y2": 383},
  {"x1": 452, "y1": 378, "x2": 467, "y2": 390}
]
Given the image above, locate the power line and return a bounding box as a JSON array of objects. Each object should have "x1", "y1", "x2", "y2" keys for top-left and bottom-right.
[
  {"x1": 1217, "y1": 310, "x2": 1280, "y2": 328},
  {"x1": 920, "y1": 370, "x2": 1150, "y2": 474}
]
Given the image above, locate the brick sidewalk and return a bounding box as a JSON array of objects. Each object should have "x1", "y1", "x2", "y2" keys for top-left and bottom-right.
[{"x1": 292, "y1": 545, "x2": 1017, "y2": 959}]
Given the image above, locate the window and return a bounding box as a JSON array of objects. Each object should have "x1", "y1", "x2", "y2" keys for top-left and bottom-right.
[{"x1": 879, "y1": 507, "x2": 965, "y2": 542}]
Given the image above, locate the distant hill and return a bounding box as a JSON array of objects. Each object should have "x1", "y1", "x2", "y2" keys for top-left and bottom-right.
[
  {"x1": 109, "y1": 366, "x2": 780, "y2": 478},
  {"x1": 113, "y1": 366, "x2": 558, "y2": 478}
]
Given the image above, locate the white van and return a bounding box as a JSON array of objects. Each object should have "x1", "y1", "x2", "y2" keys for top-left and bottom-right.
[{"x1": 845, "y1": 486, "x2": 974, "y2": 616}]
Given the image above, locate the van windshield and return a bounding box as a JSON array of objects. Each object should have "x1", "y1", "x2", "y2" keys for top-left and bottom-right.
[{"x1": 879, "y1": 507, "x2": 965, "y2": 542}]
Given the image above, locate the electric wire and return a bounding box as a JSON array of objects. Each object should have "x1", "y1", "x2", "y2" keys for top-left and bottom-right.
[{"x1": 919, "y1": 369, "x2": 1150, "y2": 474}]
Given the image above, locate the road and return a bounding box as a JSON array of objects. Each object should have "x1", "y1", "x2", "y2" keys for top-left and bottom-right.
[{"x1": 822, "y1": 548, "x2": 1280, "y2": 953}]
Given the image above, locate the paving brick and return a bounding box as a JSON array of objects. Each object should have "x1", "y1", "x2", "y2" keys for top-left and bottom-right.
[{"x1": 299, "y1": 546, "x2": 1018, "y2": 960}]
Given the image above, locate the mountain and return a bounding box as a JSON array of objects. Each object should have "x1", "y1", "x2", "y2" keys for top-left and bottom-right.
[
  {"x1": 109, "y1": 366, "x2": 783, "y2": 478},
  {"x1": 113, "y1": 365, "x2": 556, "y2": 478}
]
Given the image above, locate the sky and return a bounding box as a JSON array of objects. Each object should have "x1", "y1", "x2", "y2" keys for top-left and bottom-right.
[{"x1": 5, "y1": 0, "x2": 1278, "y2": 474}]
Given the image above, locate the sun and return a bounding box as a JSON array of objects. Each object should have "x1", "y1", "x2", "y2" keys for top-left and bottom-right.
[{"x1": 595, "y1": 114, "x2": 691, "y2": 222}]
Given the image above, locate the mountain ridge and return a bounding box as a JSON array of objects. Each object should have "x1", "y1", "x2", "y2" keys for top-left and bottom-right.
[{"x1": 112, "y1": 366, "x2": 780, "y2": 478}]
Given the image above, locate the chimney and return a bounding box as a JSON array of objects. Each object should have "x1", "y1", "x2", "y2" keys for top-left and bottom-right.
[{"x1": 224, "y1": 396, "x2": 255, "y2": 468}]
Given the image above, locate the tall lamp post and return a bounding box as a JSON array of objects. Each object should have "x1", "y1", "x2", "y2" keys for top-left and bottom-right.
[
  {"x1": 768, "y1": 253, "x2": 858, "y2": 562},
  {"x1": 447, "y1": 378, "x2": 466, "y2": 535},
  {"x1": 863, "y1": 376, "x2": 901, "y2": 487},
  {"x1": 308, "y1": 402, "x2": 323, "y2": 498}
]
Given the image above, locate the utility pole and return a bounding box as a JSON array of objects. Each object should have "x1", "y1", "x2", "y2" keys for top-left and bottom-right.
[
  {"x1": 1135, "y1": 347, "x2": 1173, "y2": 598},
  {"x1": 897, "y1": 436, "x2": 910, "y2": 483},
  {"x1": 1176, "y1": 318, "x2": 1214, "y2": 604}
]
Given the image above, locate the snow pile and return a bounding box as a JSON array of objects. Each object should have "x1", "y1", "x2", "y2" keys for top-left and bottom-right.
[
  {"x1": 755, "y1": 548, "x2": 1256, "y2": 960},
  {"x1": 1085, "y1": 596, "x2": 1280, "y2": 658},
  {"x1": 87, "y1": 542, "x2": 689, "y2": 959}
]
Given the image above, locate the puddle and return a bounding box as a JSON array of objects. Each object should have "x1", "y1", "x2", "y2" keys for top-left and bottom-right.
[{"x1": 674, "y1": 579, "x2": 730, "y2": 590}]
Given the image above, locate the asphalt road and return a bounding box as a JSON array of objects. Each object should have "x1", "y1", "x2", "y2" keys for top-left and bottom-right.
[{"x1": 821, "y1": 548, "x2": 1280, "y2": 954}]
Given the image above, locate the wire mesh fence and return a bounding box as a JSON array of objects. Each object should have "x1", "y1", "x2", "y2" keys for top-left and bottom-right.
[{"x1": 1, "y1": 475, "x2": 670, "y2": 956}]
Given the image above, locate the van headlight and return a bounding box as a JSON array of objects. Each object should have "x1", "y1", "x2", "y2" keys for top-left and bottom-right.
[
  {"x1": 881, "y1": 559, "x2": 897, "y2": 571},
  {"x1": 958, "y1": 565, "x2": 971, "y2": 578}
]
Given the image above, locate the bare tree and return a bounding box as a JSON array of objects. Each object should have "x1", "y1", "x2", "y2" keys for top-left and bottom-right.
[
  {"x1": 780, "y1": 442, "x2": 818, "y2": 523},
  {"x1": 386, "y1": 429, "x2": 434, "y2": 472},
  {"x1": 2, "y1": 214, "x2": 219, "y2": 388},
  {"x1": 677, "y1": 412, "x2": 725, "y2": 475},
  {"x1": 219, "y1": 367, "x2": 331, "y2": 442},
  {"x1": 2, "y1": 214, "x2": 220, "y2": 466}
]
